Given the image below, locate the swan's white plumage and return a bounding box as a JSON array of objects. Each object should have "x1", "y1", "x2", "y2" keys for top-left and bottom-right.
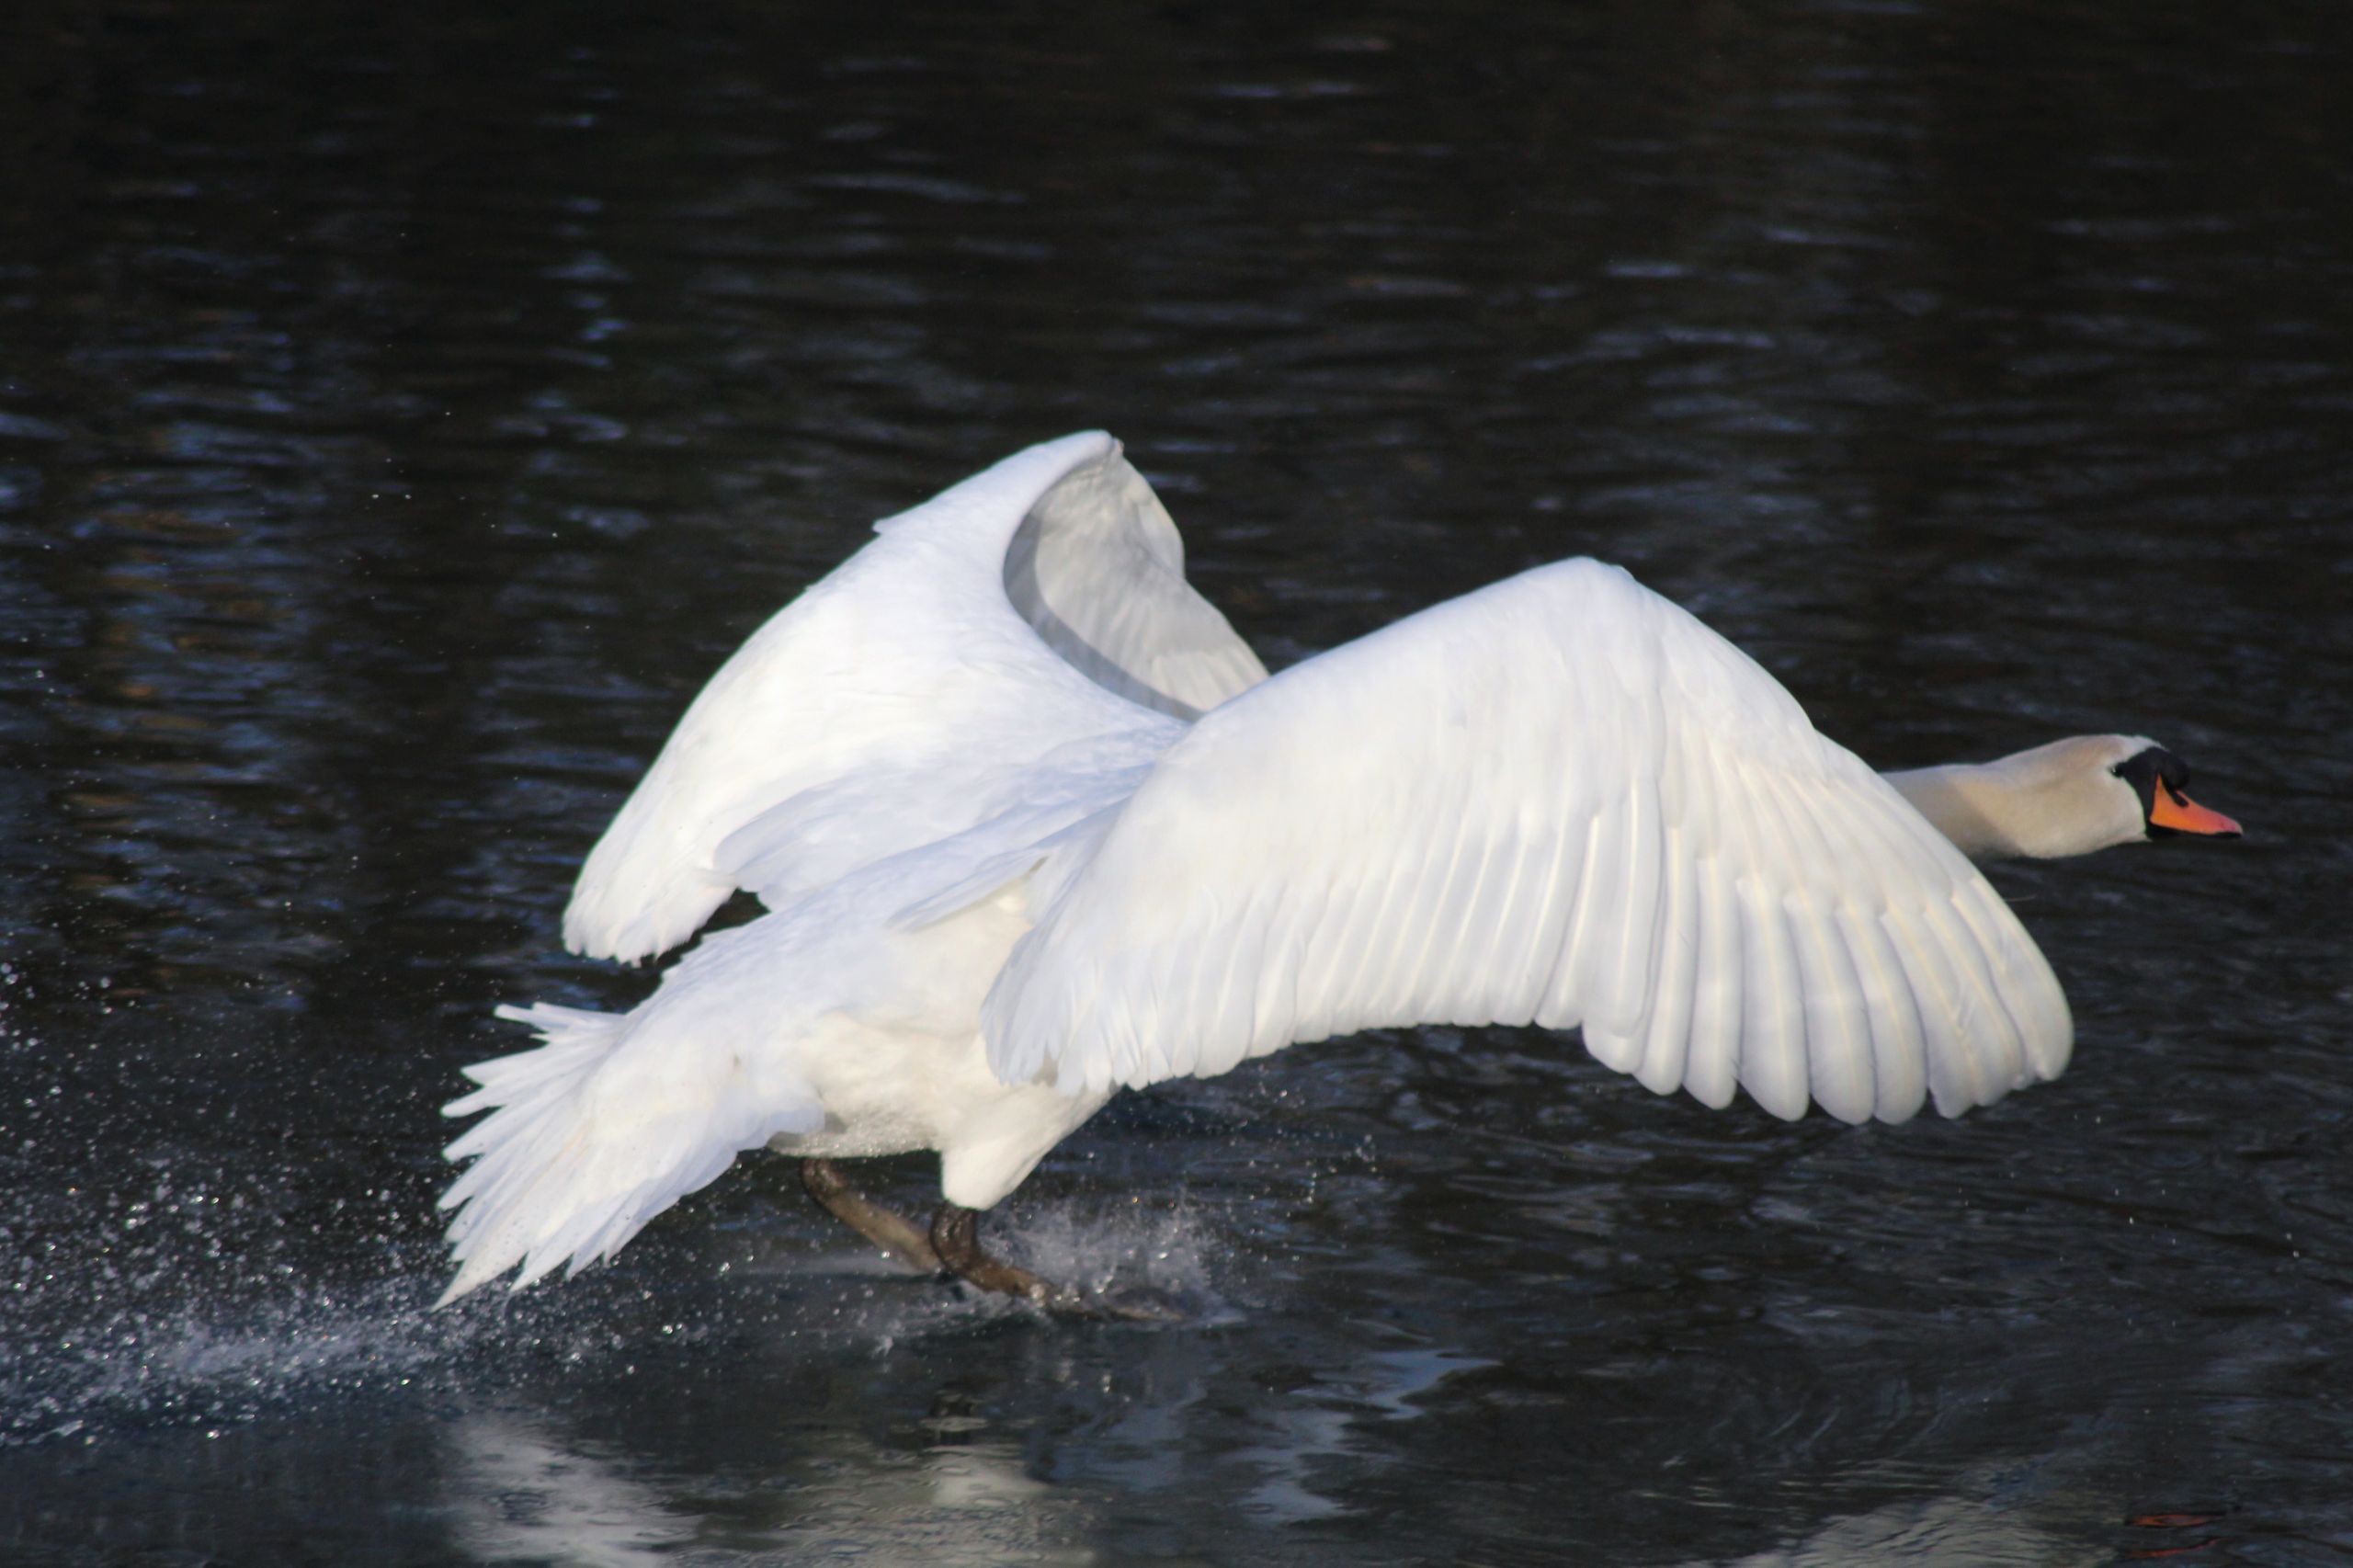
[
  {"x1": 997, "y1": 447, "x2": 1270, "y2": 719},
  {"x1": 440, "y1": 431, "x2": 2077, "y2": 1302},
  {"x1": 437, "y1": 992, "x2": 824, "y2": 1305},
  {"x1": 439, "y1": 754, "x2": 1154, "y2": 1301},
  {"x1": 561, "y1": 430, "x2": 1265, "y2": 963},
  {"x1": 983, "y1": 559, "x2": 2071, "y2": 1121},
  {"x1": 449, "y1": 435, "x2": 1233, "y2": 1298}
]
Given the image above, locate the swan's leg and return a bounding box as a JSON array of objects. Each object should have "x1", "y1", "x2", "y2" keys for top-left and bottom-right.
[
  {"x1": 928, "y1": 1204, "x2": 1188, "y2": 1323},
  {"x1": 800, "y1": 1159, "x2": 941, "y2": 1273},
  {"x1": 929, "y1": 1204, "x2": 1092, "y2": 1311}
]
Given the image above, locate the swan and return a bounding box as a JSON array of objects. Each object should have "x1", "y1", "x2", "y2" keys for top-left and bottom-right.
[{"x1": 435, "y1": 432, "x2": 2240, "y2": 1313}]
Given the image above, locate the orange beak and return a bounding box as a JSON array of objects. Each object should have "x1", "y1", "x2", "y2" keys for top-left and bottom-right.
[{"x1": 2150, "y1": 784, "x2": 2242, "y2": 837}]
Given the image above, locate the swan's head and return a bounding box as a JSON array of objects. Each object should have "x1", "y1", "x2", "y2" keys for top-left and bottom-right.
[
  {"x1": 1890, "y1": 734, "x2": 2245, "y2": 859},
  {"x1": 1998, "y1": 734, "x2": 2243, "y2": 858},
  {"x1": 2106, "y1": 737, "x2": 2244, "y2": 846}
]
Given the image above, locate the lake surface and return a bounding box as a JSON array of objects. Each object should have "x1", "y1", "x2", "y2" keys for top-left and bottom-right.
[{"x1": 4, "y1": 3, "x2": 2349, "y2": 1562}]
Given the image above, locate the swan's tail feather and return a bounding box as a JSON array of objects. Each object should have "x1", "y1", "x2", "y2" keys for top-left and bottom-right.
[{"x1": 436, "y1": 1001, "x2": 822, "y2": 1306}]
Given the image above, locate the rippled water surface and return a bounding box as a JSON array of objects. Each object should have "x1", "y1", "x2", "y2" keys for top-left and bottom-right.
[{"x1": 5, "y1": 3, "x2": 2350, "y2": 1563}]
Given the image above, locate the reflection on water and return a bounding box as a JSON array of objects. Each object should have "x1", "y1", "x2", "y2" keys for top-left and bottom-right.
[
  {"x1": 446, "y1": 1413, "x2": 1087, "y2": 1567},
  {"x1": 5, "y1": 0, "x2": 2352, "y2": 1562},
  {"x1": 439, "y1": 1323, "x2": 1494, "y2": 1562}
]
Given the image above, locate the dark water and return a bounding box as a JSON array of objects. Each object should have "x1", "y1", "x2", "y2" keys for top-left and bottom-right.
[{"x1": 4, "y1": 3, "x2": 2350, "y2": 1562}]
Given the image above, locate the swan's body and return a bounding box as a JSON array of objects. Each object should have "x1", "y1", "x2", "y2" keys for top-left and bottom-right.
[{"x1": 437, "y1": 432, "x2": 2236, "y2": 1305}]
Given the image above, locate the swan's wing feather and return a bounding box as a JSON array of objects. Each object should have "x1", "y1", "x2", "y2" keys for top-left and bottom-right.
[
  {"x1": 1003, "y1": 442, "x2": 1268, "y2": 717},
  {"x1": 563, "y1": 432, "x2": 1258, "y2": 962},
  {"x1": 984, "y1": 559, "x2": 2071, "y2": 1123}
]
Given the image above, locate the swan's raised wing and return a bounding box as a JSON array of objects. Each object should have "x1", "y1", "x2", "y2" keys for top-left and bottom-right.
[
  {"x1": 984, "y1": 559, "x2": 2072, "y2": 1125},
  {"x1": 1001, "y1": 443, "x2": 1270, "y2": 718},
  {"x1": 563, "y1": 431, "x2": 1265, "y2": 962}
]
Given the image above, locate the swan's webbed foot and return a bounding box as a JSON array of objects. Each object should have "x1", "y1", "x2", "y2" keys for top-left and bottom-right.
[
  {"x1": 929, "y1": 1204, "x2": 1089, "y2": 1312},
  {"x1": 929, "y1": 1205, "x2": 1185, "y2": 1323},
  {"x1": 801, "y1": 1158, "x2": 941, "y2": 1273}
]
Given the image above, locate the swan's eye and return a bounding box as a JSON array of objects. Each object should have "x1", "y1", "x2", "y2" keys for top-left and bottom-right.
[
  {"x1": 2113, "y1": 745, "x2": 2188, "y2": 796},
  {"x1": 2111, "y1": 746, "x2": 2168, "y2": 820}
]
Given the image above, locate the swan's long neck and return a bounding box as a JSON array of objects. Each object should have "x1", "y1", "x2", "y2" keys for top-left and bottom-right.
[
  {"x1": 1881, "y1": 762, "x2": 2039, "y2": 858},
  {"x1": 1880, "y1": 735, "x2": 2148, "y2": 860}
]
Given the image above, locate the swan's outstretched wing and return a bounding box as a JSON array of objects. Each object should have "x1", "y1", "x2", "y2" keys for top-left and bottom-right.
[
  {"x1": 563, "y1": 431, "x2": 1265, "y2": 962},
  {"x1": 985, "y1": 560, "x2": 2072, "y2": 1124}
]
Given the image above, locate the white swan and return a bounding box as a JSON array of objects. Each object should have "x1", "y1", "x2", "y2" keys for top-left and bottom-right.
[{"x1": 435, "y1": 432, "x2": 2239, "y2": 1312}]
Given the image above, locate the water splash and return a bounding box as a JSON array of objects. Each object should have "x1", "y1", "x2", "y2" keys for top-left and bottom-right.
[
  {"x1": 3, "y1": 1179, "x2": 1244, "y2": 1450},
  {"x1": 4, "y1": 1270, "x2": 460, "y2": 1448}
]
